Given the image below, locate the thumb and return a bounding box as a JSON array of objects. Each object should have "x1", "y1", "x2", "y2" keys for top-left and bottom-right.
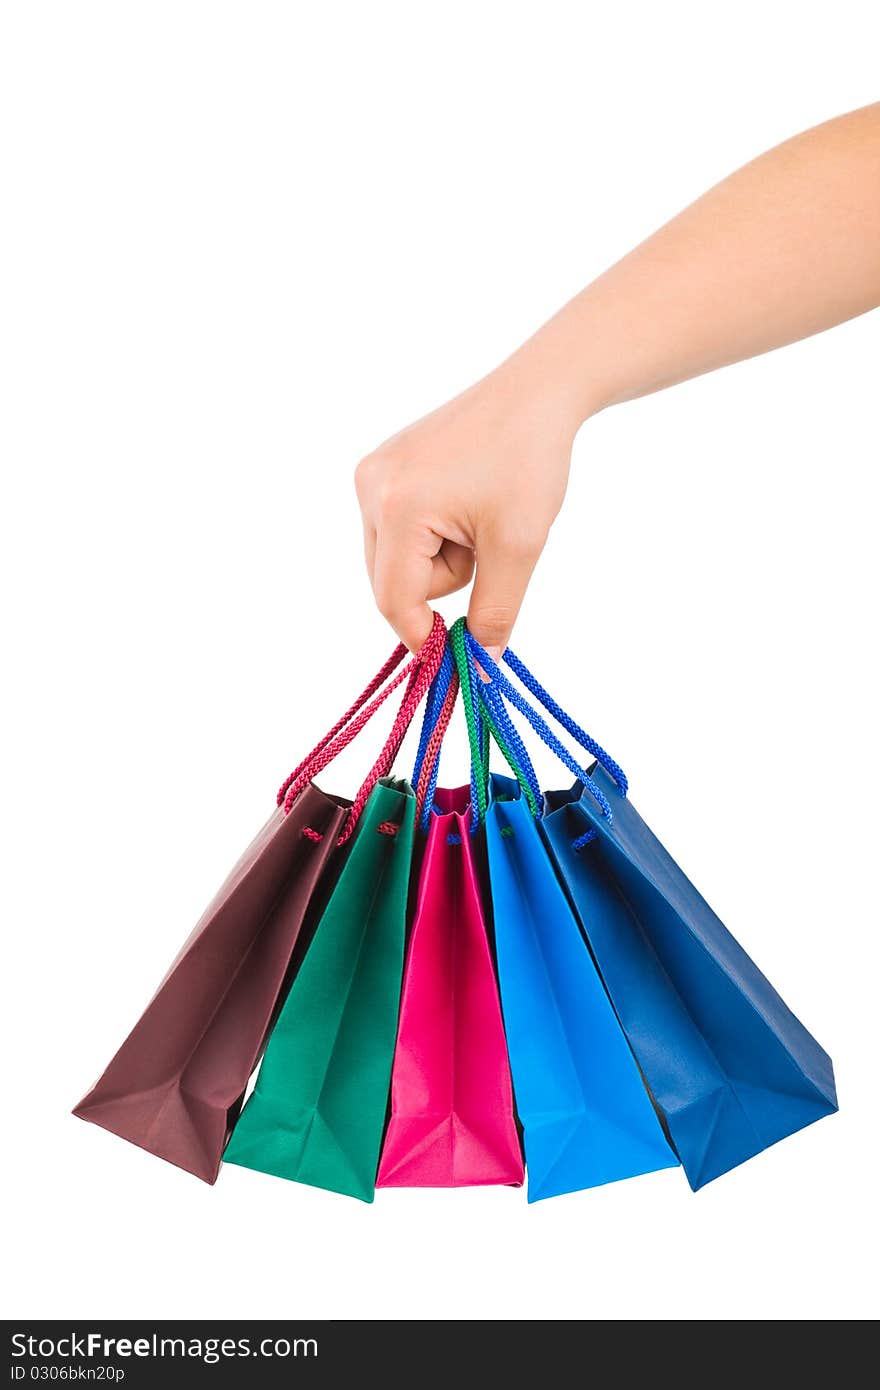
[{"x1": 466, "y1": 525, "x2": 543, "y2": 661}]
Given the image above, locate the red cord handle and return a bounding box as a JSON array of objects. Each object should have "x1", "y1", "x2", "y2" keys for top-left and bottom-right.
[
  {"x1": 277, "y1": 658, "x2": 413, "y2": 809},
  {"x1": 280, "y1": 613, "x2": 447, "y2": 845},
  {"x1": 336, "y1": 616, "x2": 446, "y2": 844},
  {"x1": 276, "y1": 640, "x2": 409, "y2": 809}
]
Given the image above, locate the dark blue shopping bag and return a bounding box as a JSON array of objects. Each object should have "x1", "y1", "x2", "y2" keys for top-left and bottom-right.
[
  {"x1": 471, "y1": 635, "x2": 838, "y2": 1191},
  {"x1": 450, "y1": 622, "x2": 678, "y2": 1201}
]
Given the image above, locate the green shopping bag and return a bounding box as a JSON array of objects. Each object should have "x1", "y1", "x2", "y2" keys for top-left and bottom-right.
[{"x1": 223, "y1": 776, "x2": 415, "y2": 1202}]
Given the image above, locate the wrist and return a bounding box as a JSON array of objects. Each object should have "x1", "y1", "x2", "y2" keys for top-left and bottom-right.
[{"x1": 500, "y1": 300, "x2": 612, "y2": 442}]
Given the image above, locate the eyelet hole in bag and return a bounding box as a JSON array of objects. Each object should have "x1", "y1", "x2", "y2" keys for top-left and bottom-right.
[{"x1": 572, "y1": 828, "x2": 597, "y2": 851}]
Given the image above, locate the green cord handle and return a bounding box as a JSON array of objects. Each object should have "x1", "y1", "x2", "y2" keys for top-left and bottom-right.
[
  {"x1": 449, "y1": 618, "x2": 539, "y2": 821},
  {"x1": 450, "y1": 618, "x2": 488, "y2": 819}
]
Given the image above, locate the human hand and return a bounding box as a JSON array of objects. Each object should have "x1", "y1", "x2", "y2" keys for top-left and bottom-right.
[
  {"x1": 357, "y1": 104, "x2": 880, "y2": 656},
  {"x1": 355, "y1": 357, "x2": 579, "y2": 656}
]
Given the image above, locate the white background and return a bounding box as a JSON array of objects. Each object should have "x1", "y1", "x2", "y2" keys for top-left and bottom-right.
[{"x1": 2, "y1": 1, "x2": 878, "y2": 1322}]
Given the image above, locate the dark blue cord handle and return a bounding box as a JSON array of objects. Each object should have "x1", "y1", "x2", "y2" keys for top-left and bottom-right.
[
  {"x1": 464, "y1": 631, "x2": 615, "y2": 824},
  {"x1": 503, "y1": 646, "x2": 628, "y2": 795}
]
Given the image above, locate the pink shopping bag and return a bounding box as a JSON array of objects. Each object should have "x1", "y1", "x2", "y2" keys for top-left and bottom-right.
[{"x1": 377, "y1": 786, "x2": 524, "y2": 1188}]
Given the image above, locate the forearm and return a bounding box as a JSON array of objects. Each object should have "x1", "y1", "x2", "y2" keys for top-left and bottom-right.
[
  {"x1": 507, "y1": 103, "x2": 880, "y2": 431},
  {"x1": 358, "y1": 102, "x2": 880, "y2": 654}
]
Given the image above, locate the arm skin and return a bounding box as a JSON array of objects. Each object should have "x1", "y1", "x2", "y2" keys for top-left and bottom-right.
[{"x1": 355, "y1": 102, "x2": 880, "y2": 654}]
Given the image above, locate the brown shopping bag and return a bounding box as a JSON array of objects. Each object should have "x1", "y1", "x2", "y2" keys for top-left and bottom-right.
[{"x1": 73, "y1": 616, "x2": 446, "y2": 1182}]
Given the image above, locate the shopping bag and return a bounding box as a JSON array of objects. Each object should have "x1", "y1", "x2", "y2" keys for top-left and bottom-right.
[
  {"x1": 543, "y1": 772, "x2": 837, "y2": 1188},
  {"x1": 223, "y1": 777, "x2": 416, "y2": 1201},
  {"x1": 379, "y1": 650, "x2": 522, "y2": 1188},
  {"x1": 474, "y1": 636, "x2": 838, "y2": 1190},
  {"x1": 74, "y1": 615, "x2": 446, "y2": 1183},
  {"x1": 450, "y1": 621, "x2": 677, "y2": 1200},
  {"x1": 73, "y1": 788, "x2": 344, "y2": 1183},
  {"x1": 376, "y1": 787, "x2": 524, "y2": 1188},
  {"x1": 485, "y1": 776, "x2": 678, "y2": 1200}
]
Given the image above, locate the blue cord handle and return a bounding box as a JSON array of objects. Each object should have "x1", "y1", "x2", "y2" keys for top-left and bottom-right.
[
  {"x1": 419, "y1": 745, "x2": 444, "y2": 832},
  {"x1": 411, "y1": 642, "x2": 455, "y2": 805},
  {"x1": 481, "y1": 682, "x2": 543, "y2": 815},
  {"x1": 464, "y1": 631, "x2": 616, "y2": 824},
  {"x1": 461, "y1": 635, "x2": 543, "y2": 830},
  {"x1": 418, "y1": 669, "x2": 456, "y2": 833}
]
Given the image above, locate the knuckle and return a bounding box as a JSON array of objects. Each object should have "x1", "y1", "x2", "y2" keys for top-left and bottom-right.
[
  {"x1": 470, "y1": 605, "x2": 514, "y2": 646},
  {"x1": 373, "y1": 577, "x2": 404, "y2": 623},
  {"x1": 375, "y1": 471, "x2": 414, "y2": 521},
  {"x1": 374, "y1": 584, "x2": 397, "y2": 620},
  {"x1": 354, "y1": 452, "x2": 381, "y2": 503},
  {"x1": 502, "y1": 522, "x2": 546, "y2": 561},
  {"x1": 355, "y1": 452, "x2": 416, "y2": 522}
]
